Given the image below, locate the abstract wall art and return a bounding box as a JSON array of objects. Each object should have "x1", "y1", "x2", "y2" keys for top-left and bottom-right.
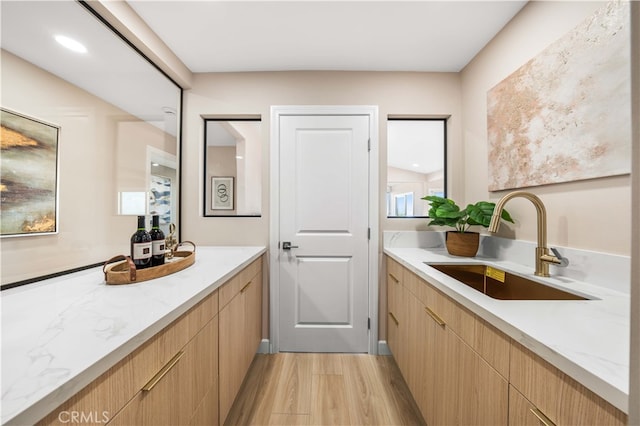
[
  {"x1": 487, "y1": 1, "x2": 631, "y2": 191},
  {"x1": 1, "y1": 108, "x2": 59, "y2": 237}
]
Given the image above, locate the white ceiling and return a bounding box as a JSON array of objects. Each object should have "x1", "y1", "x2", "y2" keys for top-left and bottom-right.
[{"x1": 128, "y1": 0, "x2": 528, "y2": 73}]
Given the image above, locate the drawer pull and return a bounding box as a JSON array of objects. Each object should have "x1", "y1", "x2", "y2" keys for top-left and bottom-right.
[
  {"x1": 142, "y1": 351, "x2": 184, "y2": 392},
  {"x1": 425, "y1": 306, "x2": 446, "y2": 327},
  {"x1": 388, "y1": 273, "x2": 399, "y2": 283},
  {"x1": 388, "y1": 311, "x2": 399, "y2": 326},
  {"x1": 529, "y1": 407, "x2": 555, "y2": 426},
  {"x1": 240, "y1": 280, "x2": 252, "y2": 293}
]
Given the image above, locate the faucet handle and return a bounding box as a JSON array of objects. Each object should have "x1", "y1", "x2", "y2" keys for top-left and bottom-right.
[{"x1": 549, "y1": 247, "x2": 570, "y2": 267}]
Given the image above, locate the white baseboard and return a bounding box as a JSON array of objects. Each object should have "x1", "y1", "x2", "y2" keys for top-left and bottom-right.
[
  {"x1": 258, "y1": 339, "x2": 270, "y2": 354},
  {"x1": 377, "y1": 340, "x2": 391, "y2": 356}
]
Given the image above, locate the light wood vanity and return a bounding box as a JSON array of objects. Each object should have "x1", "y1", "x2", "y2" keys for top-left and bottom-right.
[
  {"x1": 386, "y1": 255, "x2": 628, "y2": 426},
  {"x1": 36, "y1": 256, "x2": 263, "y2": 426}
]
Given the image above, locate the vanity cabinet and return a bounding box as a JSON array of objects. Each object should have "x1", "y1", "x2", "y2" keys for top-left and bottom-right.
[
  {"x1": 509, "y1": 344, "x2": 626, "y2": 426},
  {"x1": 386, "y1": 258, "x2": 408, "y2": 378},
  {"x1": 108, "y1": 316, "x2": 219, "y2": 425},
  {"x1": 385, "y1": 255, "x2": 627, "y2": 426},
  {"x1": 386, "y1": 257, "x2": 508, "y2": 425},
  {"x1": 37, "y1": 256, "x2": 263, "y2": 426},
  {"x1": 218, "y1": 258, "x2": 262, "y2": 424}
]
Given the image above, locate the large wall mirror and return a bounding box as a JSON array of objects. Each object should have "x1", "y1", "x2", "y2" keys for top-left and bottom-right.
[
  {"x1": 387, "y1": 118, "x2": 447, "y2": 218},
  {"x1": 1, "y1": 1, "x2": 181, "y2": 286},
  {"x1": 203, "y1": 118, "x2": 262, "y2": 217}
]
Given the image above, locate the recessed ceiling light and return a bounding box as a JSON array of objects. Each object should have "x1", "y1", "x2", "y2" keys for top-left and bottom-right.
[
  {"x1": 412, "y1": 163, "x2": 420, "y2": 168},
  {"x1": 55, "y1": 35, "x2": 87, "y2": 54},
  {"x1": 236, "y1": 156, "x2": 244, "y2": 160},
  {"x1": 152, "y1": 162, "x2": 159, "y2": 167}
]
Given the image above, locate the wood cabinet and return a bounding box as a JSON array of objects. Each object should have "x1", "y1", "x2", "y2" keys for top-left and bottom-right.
[
  {"x1": 37, "y1": 255, "x2": 263, "y2": 426},
  {"x1": 108, "y1": 316, "x2": 219, "y2": 425},
  {"x1": 509, "y1": 344, "x2": 627, "y2": 426},
  {"x1": 385, "y1": 257, "x2": 407, "y2": 377},
  {"x1": 401, "y1": 267, "x2": 507, "y2": 425},
  {"x1": 385, "y1": 255, "x2": 628, "y2": 426},
  {"x1": 219, "y1": 258, "x2": 263, "y2": 424}
]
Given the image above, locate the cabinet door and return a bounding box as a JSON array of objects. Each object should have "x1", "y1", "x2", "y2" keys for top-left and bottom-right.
[
  {"x1": 405, "y1": 290, "x2": 428, "y2": 410},
  {"x1": 218, "y1": 292, "x2": 245, "y2": 424},
  {"x1": 509, "y1": 385, "x2": 552, "y2": 426},
  {"x1": 386, "y1": 259, "x2": 402, "y2": 363},
  {"x1": 108, "y1": 317, "x2": 218, "y2": 426},
  {"x1": 457, "y1": 336, "x2": 508, "y2": 425},
  {"x1": 243, "y1": 270, "x2": 262, "y2": 371}
]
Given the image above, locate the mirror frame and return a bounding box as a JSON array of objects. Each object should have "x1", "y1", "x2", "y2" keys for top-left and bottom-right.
[
  {"x1": 202, "y1": 116, "x2": 262, "y2": 218},
  {"x1": 386, "y1": 116, "x2": 448, "y2": 219}
]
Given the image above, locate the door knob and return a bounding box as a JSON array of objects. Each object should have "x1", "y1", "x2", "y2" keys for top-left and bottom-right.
[{"x1": 282, "y1": 241, "x2": 299, "y2": 250}]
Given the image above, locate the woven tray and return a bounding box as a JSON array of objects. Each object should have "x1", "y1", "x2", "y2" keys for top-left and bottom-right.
[{"x1": 103, "y1": 241, "x2": 196, "y2": 285}]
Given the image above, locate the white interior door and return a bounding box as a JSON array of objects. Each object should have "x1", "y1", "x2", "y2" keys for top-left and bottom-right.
[{"x1": 278, "y1": 114, "x2": 370, "y2": 352}]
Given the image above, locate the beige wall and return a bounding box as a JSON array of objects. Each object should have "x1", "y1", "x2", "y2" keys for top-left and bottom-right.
[
  {"x1": 182, "y1": 71, "x2": 463, "y2": 246},
  {"x1": 460, "y1": 1, "x2": 631, "y2": 256},
  {"x1": 1, "y1": 51, "x2": 175, "y2": 284}
]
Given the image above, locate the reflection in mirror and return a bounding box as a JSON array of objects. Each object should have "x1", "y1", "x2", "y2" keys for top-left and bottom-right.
[
  {"x1": 0, "y1": 1, "x2": 181, "y2": 285},
  {"x1": 387, "y1": 118, "x2": 446, "y2": 217},
  {"x1": 203, "y1": 119, "x2": 262, "y2": 217}
]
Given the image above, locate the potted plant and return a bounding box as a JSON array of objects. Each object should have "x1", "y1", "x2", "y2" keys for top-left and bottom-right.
[{"x1": 422, "y1": 195, "x2": 514, "y2": 257}]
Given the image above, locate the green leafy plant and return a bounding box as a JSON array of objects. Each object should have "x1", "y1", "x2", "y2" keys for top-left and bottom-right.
[{"x1": 422, "y1": 195, "x2": 514, "y2": 233}]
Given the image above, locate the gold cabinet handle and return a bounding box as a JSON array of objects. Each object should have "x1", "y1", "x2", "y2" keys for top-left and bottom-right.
[
  {"x1": 388, "y1": 311, "x2": 399, "y2": 326},
  {"x1": 142, "y1": 351, "x2": 184, "y2": 392},
  {"x1": 388, "y1": 273, "x2": 399, "y2": 283},
  {"x1": 425, "y1": 306, "x2": 446, "y2": 327},
  {"x1": 240, "y1": 280, "x2": 252, "y2": 293},
  {"x1": 529, "y1": 407, "x2": 556, "y2": 426}
]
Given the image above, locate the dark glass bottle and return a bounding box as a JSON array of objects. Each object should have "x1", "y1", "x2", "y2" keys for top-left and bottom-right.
[
  {"x1": 130, "y1": 215, "x2": 152, "y2": 269},
  {"x1": 149, "y1": 215, "x2": 165, "y2": 267}
]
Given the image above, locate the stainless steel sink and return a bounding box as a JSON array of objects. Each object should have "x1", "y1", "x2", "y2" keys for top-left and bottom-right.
[{"x1": 426, "y1": 263, "x2": 589, "y2": 301}]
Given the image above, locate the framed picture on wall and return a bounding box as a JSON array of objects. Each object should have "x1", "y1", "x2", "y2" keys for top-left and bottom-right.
[
  {"x1": 1, "y1": 108, "x2": 60, "y2": 237},
  {"x1": 211, "y1": 177, "x2": 234, "y2": 210}
]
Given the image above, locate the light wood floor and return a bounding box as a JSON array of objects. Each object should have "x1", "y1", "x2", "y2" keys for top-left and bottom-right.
[{"x1": 224, "y1": 353, "x2": 426, "y2": 426}]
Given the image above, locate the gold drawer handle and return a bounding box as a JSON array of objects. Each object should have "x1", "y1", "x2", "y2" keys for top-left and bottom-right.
[
  {"x1": 240, "y1": 280, "x2": 252, "y2": 293},
  {"x1": 425, "y1": 306, "x2": 446, "y2": 327},
  {"x1": 388, "y1": 273, "x2": 399, "y2": 283},
  {"x1": 142, "y1": 351, "x2": 184, "y2": 392},
  {"x1": 388, "y1": 311, "x2": 399, "y2": 326},
  {"x1": 529, "y1": 407, "x2": 555, "y2": 426}
]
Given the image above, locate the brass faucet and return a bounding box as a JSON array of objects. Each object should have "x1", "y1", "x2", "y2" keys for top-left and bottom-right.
[{"x1": 488, "y1": 191, "x2": 568, "y2": 277}]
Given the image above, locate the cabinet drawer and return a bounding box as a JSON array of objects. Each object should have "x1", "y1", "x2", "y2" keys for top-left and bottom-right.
[
  {"x1": 414, "y1": 273, "x2": 510, "y2": 378},
  {"x1": 386, "y1": 257, "x2": 403, "y2": 286},
  {"x1": 38, "y1": 290, "x2": 219, "y2": 426},
  {"x1": 219, "y1": 258, "x2": 262, "y2": 309},
  {"x1": 510, "y1": 344, "x2": 626, "y2": 426}
]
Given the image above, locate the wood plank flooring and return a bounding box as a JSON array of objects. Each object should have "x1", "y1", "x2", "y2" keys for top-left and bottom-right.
[{"x1": 224, "y1": 353, "x2": 426, "y2": 426}]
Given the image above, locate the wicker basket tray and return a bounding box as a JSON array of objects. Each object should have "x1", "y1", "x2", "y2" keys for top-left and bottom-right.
[{"x1": 103, "y1": 241, "x2": 196, "y2": 285}]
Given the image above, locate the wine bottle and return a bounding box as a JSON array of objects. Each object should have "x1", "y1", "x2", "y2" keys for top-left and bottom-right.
[
  {"x1": 131, "y1": 215, "x2": 152, "y2": 269},
  {"x1": 149, "y1": 215, "x2": 165, "y2": 266}
]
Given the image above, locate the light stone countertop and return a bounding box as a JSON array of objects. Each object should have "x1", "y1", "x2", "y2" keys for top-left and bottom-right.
[
  {"x1": 1, "y1": 246, "x2": 266, "y2": 426},
  {"x1": 384, "y1": 246, "x2": 629, "y2": 414}
]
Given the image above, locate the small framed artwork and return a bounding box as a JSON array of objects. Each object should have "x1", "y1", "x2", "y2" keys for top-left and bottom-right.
[
  {"x1": 211, "y1": 177, "x2": 234, "y2": 210},
  {"x1": 1, "y1": 108, "x2": 60, "y2": 237}
]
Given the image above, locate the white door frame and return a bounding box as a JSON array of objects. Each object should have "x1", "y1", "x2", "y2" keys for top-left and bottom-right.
[{"x1": 269, "y1": 105, "x2": 379, "y2": 354}]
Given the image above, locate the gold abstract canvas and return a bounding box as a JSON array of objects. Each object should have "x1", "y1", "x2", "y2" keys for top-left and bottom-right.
[
  {"x1": 487, "y1": 1, "x2": 631, "y2": 191},
  {"x1": 1, "y1": 109, "x2": 59, "y2": 236}
]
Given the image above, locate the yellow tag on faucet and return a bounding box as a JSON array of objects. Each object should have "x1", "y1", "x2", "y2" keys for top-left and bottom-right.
[{"x1": 486, "y1": 266, "x2": 506, "y2": 283}]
